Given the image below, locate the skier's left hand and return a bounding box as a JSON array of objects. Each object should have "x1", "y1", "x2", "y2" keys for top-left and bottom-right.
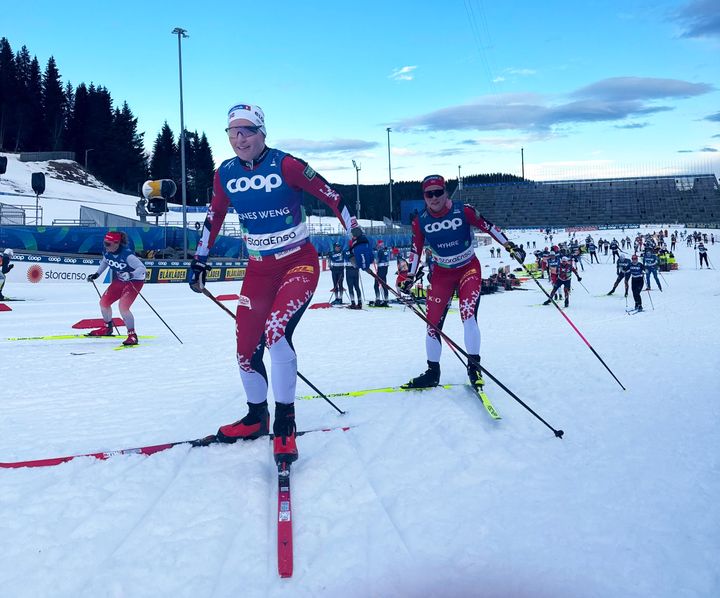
[
  {"x1": 505, "y1": 242, "x2": 526, "y2": 263},
  {"x1": 117, "y1": 271, "x2": 131, "y2": 282}
]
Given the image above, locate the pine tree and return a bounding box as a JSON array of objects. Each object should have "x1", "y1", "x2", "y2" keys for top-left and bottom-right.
[
  {"x1": 110, "y1": 102, "x2": 148, "y2": 193},
  {"x1": 150, "y1": 122, "x2": 178, "y2": 184},
  {"x1": 0, "y1": 37, "x2": 18, "y2": 150},
  {"x1": 193, "y1": 133, "x2": 215, "y2": 206},
  {"x1": 66, "y1": 82, "x2": 90, "y2": 161},
  {"x1": 42, "y1": 56, "x2": 66, "y2": 150}
]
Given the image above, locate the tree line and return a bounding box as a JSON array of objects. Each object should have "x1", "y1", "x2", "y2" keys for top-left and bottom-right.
[{"x1": 0, "y1": 37, "x2": 214, "y2": 204}]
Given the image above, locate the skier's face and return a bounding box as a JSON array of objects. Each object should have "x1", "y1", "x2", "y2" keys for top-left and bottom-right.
[
  {"x1": 228, "y1": 118, "x2": 266, "y2": 162},
  {"x1": 423, "y1": 186, "x2": 449, "y2": 214}
]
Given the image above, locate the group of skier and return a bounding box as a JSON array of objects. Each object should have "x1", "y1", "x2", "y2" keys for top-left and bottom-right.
[{"x1": 4, "y1": 101, "x2": 714, "y2": 468}]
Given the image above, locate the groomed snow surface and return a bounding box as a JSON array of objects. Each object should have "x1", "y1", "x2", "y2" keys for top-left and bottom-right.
[{"x1": 1, "y1": 227, "x2": 719, "y2": 598}]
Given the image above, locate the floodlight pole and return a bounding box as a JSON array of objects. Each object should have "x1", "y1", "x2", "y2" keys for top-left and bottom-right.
[
  {"x1": 386, "y1": 127, "x2": 393, "y2": 221},
  {"x1": 352, "y1": 160, "x2": 361, "y2": 219},
  {"x1": 172, "y1": 27, "x2": 189, "y2": 257},
  {"x1": 458, "y1": 165, "x2": 462, "y2": 200}
]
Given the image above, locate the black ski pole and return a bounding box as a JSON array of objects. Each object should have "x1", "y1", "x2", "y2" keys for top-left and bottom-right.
[
  {"x1": 90, "y1": 280, "x2": 122, "y2": 336},
  {"x1": 506, "y1": 250, "x2": 626, "y2": 391},
  {"x1": 201, "y1": 288, "x2": 345, "y2": 415},
  {"x1": 369, "y1": 270, "x2": 564, "y2": 438},
  {"x1": 132, "y1": 284, "x2": 183, "y2": 344}
]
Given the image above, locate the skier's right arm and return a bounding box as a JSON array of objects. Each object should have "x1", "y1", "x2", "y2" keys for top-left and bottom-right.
[
  {"x1": 190, "y1": 172, "x2": 230, "y2": 293},
  {"x1": 88, "y1": 259, "x2": 108, "y2": 282}
]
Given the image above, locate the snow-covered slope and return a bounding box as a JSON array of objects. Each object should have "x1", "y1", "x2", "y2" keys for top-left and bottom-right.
[{"x1": 1, "y1": 227, "x2": 718, "y2": 597}]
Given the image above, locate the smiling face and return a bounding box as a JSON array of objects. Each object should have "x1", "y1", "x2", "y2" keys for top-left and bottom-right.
[
  {"x1": 423, "y1": 185, "x2": 449, "y2": 214},
  {"x1": 227, "y1": 118, "x2": 266, "y2": 162}
]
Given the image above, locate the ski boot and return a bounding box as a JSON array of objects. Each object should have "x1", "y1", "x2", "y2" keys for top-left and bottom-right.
[
  {"x1": 402, "y1": 361, "x2": 440, "y2": 389},
  {"x1": 347, "y1": 301, "x2": 357, "y2": 309},
  {"x1": 217, "y1": 401, "x2": 270, "y2": 443},
  {"x1": 543, "y1": 298, "x2": 552, "y2": 305},
  {"x1": 607, "y1": 289, "x2": 615, "y2": 295},
  {"x1": 467, "y1": 355, "x2": 484, "y2": 389},
  {"x1": 122, "y1": 330, "x2": 138, "y2": 346},
  {"x1": 88, "y1": 321, "x2": 114, "y2": 336},
  {"x1": 564, "y1": 297, "x2": 569, "y2": 308},
  {"x1": 273, "y1": 402, "x2": 298, "y2": 464}
]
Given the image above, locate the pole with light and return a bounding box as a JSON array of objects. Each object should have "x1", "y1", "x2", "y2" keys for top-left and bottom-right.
[
  {"x1": 458, "y1": 164, "x2": 462, "y2": 201},
  {"x1": 386, "y1": 127, "x2": 393, "y2": 221},
  {"x1": 172, "y1": 27, "x2": 189, "y2": 257},
  {"x1": 352, "y1": 159, "x2": 361, "y2": 219},
  {"x1": 85, "y1": 148, "x2": 94, "y2": 170}
]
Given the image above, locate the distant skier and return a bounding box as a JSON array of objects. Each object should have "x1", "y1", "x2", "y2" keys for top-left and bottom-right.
[
  {"x1": 607, "y1": 255, "x2": 631, "y2": 296},
  {"x1": 187, "y1": 103, "x2": 354, "y2": 464},
  {"x1": 698, "y1": 242, "x2": 709, "y2": 268},
  {"x1": 373, "y1": 239, "x2": 390, "y2": 307},
  {"x1": 87, "y1": 231, "x2": 147, "y2": 346},
  {"x1": 344, "y1": 243, "x2": 362, "y2": 309},
  {"x1": 543, "y1": 256, "x2": 581, "y2": 308},
  {"x1": 329, "y1": 241, "x2": 345, "y2": 304},
  {"x1": 587, "y1": 241, "x2": 598, "y2": 264},
  {"x1": 642, "y1": 248, "x2": 662, "y2": 291},
  {"x1": 627, "y1": 255, "x2": 646, "y2": 311},
  {"x1": 610, "y1": 239, "x2": 620, "y2": 263},
  {"x1": 400, "y1": 175, "x2": 521, "y2": 390},
  {"x1": 0, "y1": 248, "x2": 14, "y2": 300}
]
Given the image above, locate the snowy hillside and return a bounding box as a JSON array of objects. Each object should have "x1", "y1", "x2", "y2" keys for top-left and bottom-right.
[{"x1": 1, "y1": 225, "x2": 719, "y2": 597}]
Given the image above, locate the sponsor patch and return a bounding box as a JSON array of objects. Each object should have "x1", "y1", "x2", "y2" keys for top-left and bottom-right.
[
  {"x1": 274, "y1": 245, "x2": 302, "y2": 259},
  {"x1": 303, "y1": 165, "x2": 316, "y2": 180},
  {"x1": 288, "y1": 265, "x2": 315, "y2": 274},
  {"x1": 238, "y1": 295, "x2": 251, "y2": 309}
]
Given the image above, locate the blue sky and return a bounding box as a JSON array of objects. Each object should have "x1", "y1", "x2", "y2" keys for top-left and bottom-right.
[{"x1": 3, "y1": 0, "x2": 719, "y2": 184}]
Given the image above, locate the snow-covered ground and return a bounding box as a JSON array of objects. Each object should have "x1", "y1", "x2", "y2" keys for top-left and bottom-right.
[{"x1": 1, "y1": 226, "x2": 719, "y2": 598}]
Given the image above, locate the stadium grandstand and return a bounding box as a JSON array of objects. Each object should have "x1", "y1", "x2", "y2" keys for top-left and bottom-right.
[{"x1": 458, "y1": 174, "x2": 720, "y2": 228}]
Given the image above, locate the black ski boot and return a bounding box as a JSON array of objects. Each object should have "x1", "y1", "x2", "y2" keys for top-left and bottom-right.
[
  {"x1": 402, "y1": 361, "x2": 440, "y2": 389},
  {"x1": 467, "y1": 354, "x2": 484, "y2": 389}
]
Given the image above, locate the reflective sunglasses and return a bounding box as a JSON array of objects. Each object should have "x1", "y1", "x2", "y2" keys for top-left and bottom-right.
[
  {"x1": 225, "y1": 125, "x2": 262, "y2": 138},
  {"x1": 424, "y1": 189, "x2": 445, "y2": 199}
]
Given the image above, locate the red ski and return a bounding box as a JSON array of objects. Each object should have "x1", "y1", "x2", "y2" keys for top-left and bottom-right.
[
  {"x1": 1, "y1": 427, "x2": 353, "y2": 469},
  {"x1": 277, "y1": 462, "x2": 294, "y2": 577}
]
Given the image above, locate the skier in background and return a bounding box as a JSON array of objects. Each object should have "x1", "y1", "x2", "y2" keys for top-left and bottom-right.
[
  {"x1": 0, "y1": 248, "x2": 14, "y2": 300},
  {"x1": 642, "y1": 248, "x2": 662, "y2": 291},
  {"x1": 329, "y1": 241, "x2": 345, "y2": 305},
  {"x1": 400, "y1": 174, "x2": 522, "y2": 390},
  {"x1": 607, "y1": 254, "x2": 631, "y2": 296},
  {"x1": 543, "y1": 256, "x2": 581, "y2": 308},
  {"x1": 697, "y1": 242, "x2": 709, "y2": 268},
  {"x1": 188, "y1": 103, "x2": 355, "y2": 464},
  {"x1": 373, "y1": 239, "x2": 390, "y2": 307},
  {"x1": 344, "y1": 242, "x2": 362, "y2": 309},
  {"x1": 627, "y1": 255, "x2": 645, "y2": 311},
  {"x1": 87, "y1": 231, "x2": 147, "y2": 346}
]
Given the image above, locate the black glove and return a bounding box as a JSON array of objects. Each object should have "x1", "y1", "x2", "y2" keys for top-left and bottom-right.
[
  {"x1": 400, "y1": 274, "x2": 415, "y2": 294},
  {"x1": 504, "y1": 242, "x2": 526, "y2": 263},
  {"x1": 87, "y1": 272, "x2": 99, "y2": 282},
  {"x1": 189, "y1": 257, "x2": 209, "y2": 293},
  {"x1": 577, "y1": 277, "x2": 582, "y2": 282}
]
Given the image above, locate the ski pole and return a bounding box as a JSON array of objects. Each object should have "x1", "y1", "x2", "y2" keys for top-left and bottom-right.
[
  {"x1": 646, "y1": 288, "x2": 655, "y2": 311},
  {"x1": 201, "y1": 288, "x2": 346, "y2": 415},
  {"x1": 90, "y1": 280, "x2": 122, "y2": 336},
  {"x1": 576, "y1": 277, "x2": 590, "y2": 294},
  {"x1": 507, "y1": 249, "x2": 626, "y2": 391},
  {"x1": 132, "y1": 284, "x2": 183, "y2": 344},
  {"x1": 368, "y1": 270, "x2": 564, "y2": 438}
]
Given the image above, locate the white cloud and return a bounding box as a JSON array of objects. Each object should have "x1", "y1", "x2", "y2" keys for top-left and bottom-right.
[{"x1": 389, "y1": 66, "x2": 417, "y2": 81}]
